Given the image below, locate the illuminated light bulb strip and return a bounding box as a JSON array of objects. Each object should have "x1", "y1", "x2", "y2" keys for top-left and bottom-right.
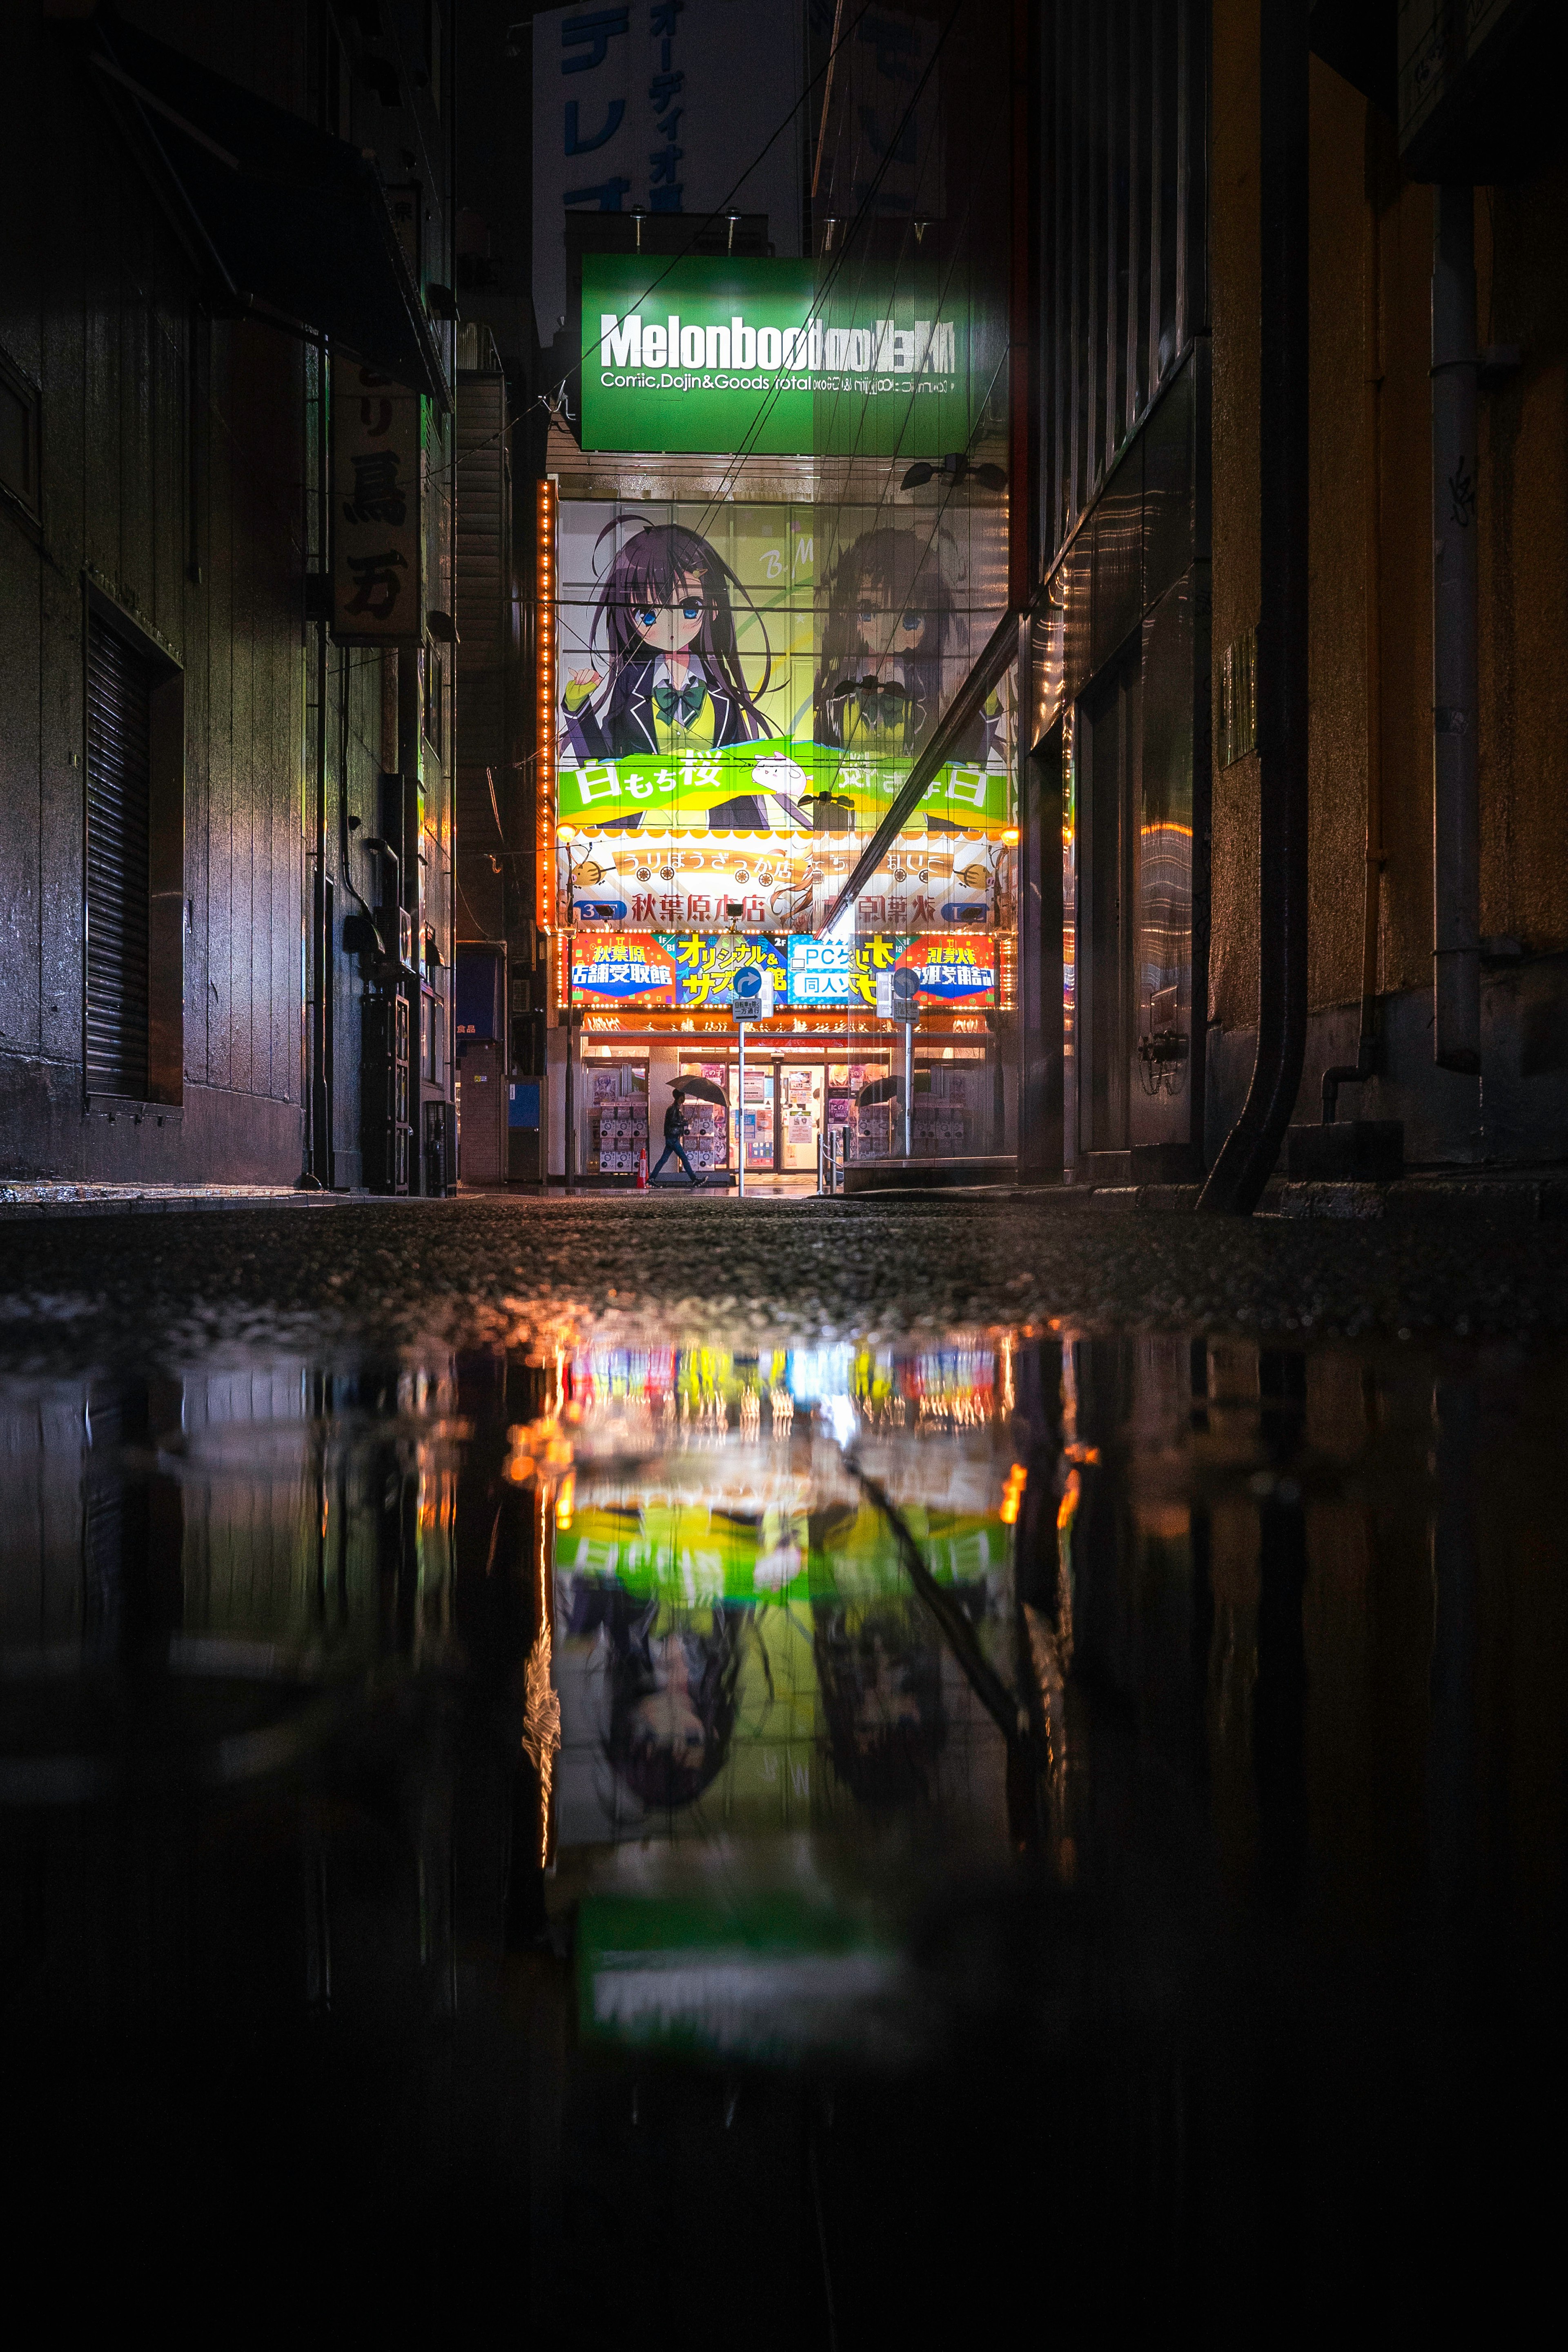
[{"x1": 536, "y1": 477, "x2": 559, "y2": 945}]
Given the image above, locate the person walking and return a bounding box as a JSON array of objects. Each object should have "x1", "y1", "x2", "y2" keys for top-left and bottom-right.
[{"x1": 651, "y1": 1086, "x2": 703, "y2": 1186}]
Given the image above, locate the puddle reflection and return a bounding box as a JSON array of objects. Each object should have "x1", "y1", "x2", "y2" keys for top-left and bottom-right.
[{"x1": 1, "y1": 1324, "x2": 1564, "y2": 2325}]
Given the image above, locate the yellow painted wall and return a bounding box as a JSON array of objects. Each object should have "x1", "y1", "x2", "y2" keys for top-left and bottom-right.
[{"x1": 1209, "y1": 0, "x2": 1568, "y2": 1032}]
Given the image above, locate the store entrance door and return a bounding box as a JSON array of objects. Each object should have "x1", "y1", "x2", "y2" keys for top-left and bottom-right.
[
  {"x1": 779, "y1": 1064, "x2": 822, "y2": 1171},
  {"x1": 740, "y1": 1058, "x2": 775, "y2": 1173}
]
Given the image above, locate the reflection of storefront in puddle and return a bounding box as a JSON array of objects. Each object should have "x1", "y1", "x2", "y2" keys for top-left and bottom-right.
[{"x1": 551, "y1": 1336, "x2": 1019, "y2": 1889}]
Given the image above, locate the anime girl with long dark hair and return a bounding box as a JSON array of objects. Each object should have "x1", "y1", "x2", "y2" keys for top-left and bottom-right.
[
  {"x1": 565, "y1": 1576, "x2": 747, "y2": 1819},
  {"x1": 562, "y1": 517, "x2": 773, "y2": 756},
  {"x1": 814, "y1": 524, "x2": 990, "y2": 771}
]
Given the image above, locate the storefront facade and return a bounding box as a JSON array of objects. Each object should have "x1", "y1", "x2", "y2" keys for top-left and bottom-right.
[{"x1": 539, "y1": 194, "x2": 1018, "y2": 1182}]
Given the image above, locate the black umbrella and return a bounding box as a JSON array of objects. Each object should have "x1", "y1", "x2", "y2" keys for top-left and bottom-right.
[
  {"x1": 673, "y1": 1074, "x2": 728, "y2": 1106},
  {"x1": 857, "y1": 1073, "x2": 931, "y2": 1108}
]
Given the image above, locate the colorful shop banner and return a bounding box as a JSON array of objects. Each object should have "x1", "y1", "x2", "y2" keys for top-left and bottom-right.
[
  {"x1": 897, "y1": 933, "x2": 997, "y2": 1007},
  {"x1": 557, "y1": 1495, "x2": 1008, "y2": 1604},
  {"x1": 563, "y1": 834, "x2": 1008, "y2": 939},
  {"x1": 665, "y1": 932, "x2": 789, "y2": 1010},
  {"x1": 556, "y1": 748, "x2": 1011, "y2": 838},
  {"x1": 787, "y1": 934, "x2": 907, "y2": 1009},
  {"x1": 570, "y1": 932, "x2": 679, "y2": 1006},
  {"x1": 555, "y1": 499, "x2": 1016, "y2": 852},
  {"x1": 581, "y1": 255, "x2": 972, "y2": 459}
]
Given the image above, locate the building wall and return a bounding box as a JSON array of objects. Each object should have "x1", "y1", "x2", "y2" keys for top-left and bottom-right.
[
  {"x1": 1208, "y1": 2, "x2": 1568, "y2": 1163},
  {"x1": 0, "y1": 2, "x2": 456, "y2": 1188},
  {"x1": 0, "y1": 5, "x2": 310, "y2": 1182}
]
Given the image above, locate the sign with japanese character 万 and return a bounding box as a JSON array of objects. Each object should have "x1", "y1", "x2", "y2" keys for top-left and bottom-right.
[{"x1": 333, "y1": 357, "x2": 423, "y2": 643}]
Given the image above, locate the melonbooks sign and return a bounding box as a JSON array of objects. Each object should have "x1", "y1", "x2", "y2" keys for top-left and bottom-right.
[{"x1": 579, "y1": 256, "x2": 973, "y2": 457}]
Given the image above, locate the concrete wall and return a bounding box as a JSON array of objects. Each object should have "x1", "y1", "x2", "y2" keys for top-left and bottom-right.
[{"x1": 1207, "y1": 4, "x2": 1568, "y2": 1166}]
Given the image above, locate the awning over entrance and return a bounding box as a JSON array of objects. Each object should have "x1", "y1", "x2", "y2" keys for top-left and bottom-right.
[{"x1": 85, "y1": 15, "x2": 448, "y2": 409}]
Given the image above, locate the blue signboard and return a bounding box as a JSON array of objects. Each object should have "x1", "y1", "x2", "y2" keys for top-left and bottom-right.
[
  {"x1": 787, "y1": 935, "x2": 852, "y2": 1007},
  {"x1": 664, "y1": 933, "x2": 788, "y2": 1009}
]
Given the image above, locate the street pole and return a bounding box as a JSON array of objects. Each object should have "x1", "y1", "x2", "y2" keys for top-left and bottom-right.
[
  {"x1": 903, "y1": 1021, "x2": 912, "y2": 1159},
  {"x1": 564, "y1": 910, "x2": 576, "y2": 1195},
  {"x1": 736, "y1": 1017, "x2": 746, "y2": 1199}
]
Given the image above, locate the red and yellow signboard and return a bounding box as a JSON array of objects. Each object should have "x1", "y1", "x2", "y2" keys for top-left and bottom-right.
[{"x1": 570, "y1": 932, "x2": 679, "y2": 1006}]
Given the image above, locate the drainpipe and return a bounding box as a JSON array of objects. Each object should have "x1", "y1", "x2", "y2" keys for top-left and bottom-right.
[
  {"x1": 1430, "y1": 186, "x2": 1481, "y2": 1074},
  {"x1": 305, "y1": 333, "x2": 332, "y2": 1187},
  {"x1": 1322, "y1": 154, "x2": 1386, "y2": 1123},
  {"x1": 1198, "y1": 0, "x2": 1311, "y2": 1214}
]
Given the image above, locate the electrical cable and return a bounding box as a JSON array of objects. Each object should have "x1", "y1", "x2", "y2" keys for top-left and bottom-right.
[{"x1": 533, "y1": 0, "x2": 883, "y2": 427}]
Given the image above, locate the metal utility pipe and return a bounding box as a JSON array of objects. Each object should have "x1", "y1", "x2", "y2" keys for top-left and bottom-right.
[
  {"x1": 736, "y1": 1023, "x2": 746, "y2": 1198},
  {"x1": 306, "y1": 334, "x2": 332, "y2": 1187},
  {"x1": 1198, "y1": 0, "x2": 1311, "y2": 1214},
  {"x1": 902, "y1": 1023, "x2": 913, "y2": 1159},
  {"x1": 1431, "y1": 185, "x2": 1481, "y2": 1074},
  {"x1": 565, "y1": 990, "x2": 577, "y2": 1193},
  {"x1": 1323, "y1": 157, "x2": 1387, "y2": 1122}
]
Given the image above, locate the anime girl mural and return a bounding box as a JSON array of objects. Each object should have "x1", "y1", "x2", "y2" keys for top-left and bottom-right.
[
  {"x1": 561, "y1": 517, "x2": 804, "y2": 829},
  {"x1": 814, "y1": 524, "x2": 996, "y2": 776}
]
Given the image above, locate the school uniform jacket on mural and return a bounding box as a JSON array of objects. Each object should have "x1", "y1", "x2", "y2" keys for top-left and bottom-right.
[
  {"x1": 562, "y1": 656, "x2": 754, "y2": 764},
  {"x1": 561, "y1": 655, "x2": 806, "y2": 831}
]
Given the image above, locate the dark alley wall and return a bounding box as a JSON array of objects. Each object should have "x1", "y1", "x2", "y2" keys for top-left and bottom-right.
[
  {"x1": 1208, "y1": 4, "x2": 1568, "y2": 1165},
  {"x1": 2, "y1": 4, "x2": 313, "y2": 1179},
  {"x1": 1, "y1": 2, "x2": 457, "y2": 1188}
]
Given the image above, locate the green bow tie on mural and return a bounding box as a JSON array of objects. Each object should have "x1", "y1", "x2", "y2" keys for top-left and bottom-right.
[
  {"x1": 653, "y1": 679, "x2": 706, "y2": 727},
  {"x1": 856, "y1": 686, "x2": 909, "y2": 729}
]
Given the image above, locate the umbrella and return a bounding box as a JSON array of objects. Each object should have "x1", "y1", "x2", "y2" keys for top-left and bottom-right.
[
  {"x1": 856, "y1": 1073, "x2": 931, "y2": 1108},
  {"x1": 673, "y1": 1074, "x2": 728, "y2": 1106}
]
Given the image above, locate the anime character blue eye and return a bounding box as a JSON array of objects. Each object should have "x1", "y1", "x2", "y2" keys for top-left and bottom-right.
[
  {"x1": 899, "y1": 612, "x2": 922, "y2": 635},
  {"x1": 635, "y1": 606, "x2": 658, "y2": 628},
  {"x1": 682, "y1": 599, "x2": 703, "y2": 620}
]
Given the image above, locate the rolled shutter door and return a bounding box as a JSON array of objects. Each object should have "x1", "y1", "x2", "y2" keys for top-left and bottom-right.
[{"x1": 85, "y1": 614, "x2": 151, "y2": 1099}]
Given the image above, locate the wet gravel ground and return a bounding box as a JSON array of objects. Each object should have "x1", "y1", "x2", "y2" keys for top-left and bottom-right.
[{"x1": 4, "y1": 1188, "x2": 1568, "y2": 1364}]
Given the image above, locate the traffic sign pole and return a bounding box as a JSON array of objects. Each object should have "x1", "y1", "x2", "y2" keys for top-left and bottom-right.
[{"x1": 730, "y1": 963, "x2": 765, "y2": 1199}]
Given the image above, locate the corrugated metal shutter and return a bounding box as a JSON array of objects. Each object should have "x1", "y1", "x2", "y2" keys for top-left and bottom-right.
[{"x1": 85, "y1": 614, "x2": 152, "y2": 1098}]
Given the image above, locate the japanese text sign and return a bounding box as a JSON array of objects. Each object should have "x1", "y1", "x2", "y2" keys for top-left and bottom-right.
[
  {"x1": 333, "y1": 357, "x2": 423, "y2": 644},
  {"x1": 570, "y1": 932, "x2": 679, "y2": 1005}
]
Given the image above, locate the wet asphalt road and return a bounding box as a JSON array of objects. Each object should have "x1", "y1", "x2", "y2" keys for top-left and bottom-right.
[{"x1": 5, "y1": 1188, "x2": 1568, "y2": 1362}]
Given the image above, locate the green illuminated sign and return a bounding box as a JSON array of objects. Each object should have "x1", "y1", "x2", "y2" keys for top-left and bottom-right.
[{"x1": 580, "y1": 255, "x2": 973, "y2": 458}]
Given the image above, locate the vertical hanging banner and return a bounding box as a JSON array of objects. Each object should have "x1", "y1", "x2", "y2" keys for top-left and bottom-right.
[
  {"x1": 333, "y1": 357, "x2": 424, "y2": 644},
  {"x1": 529, "y1": 0, "x2": 804, "y2": 351}
]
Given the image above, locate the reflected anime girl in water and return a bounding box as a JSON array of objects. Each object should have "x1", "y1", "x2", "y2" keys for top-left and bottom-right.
[
  {"x1": 561, "y1": 519, "x2": 801, "y2": 829},
  {"x1": 567, "y1": 1579, "x2": 746, "y2": 1817},
  {"x1": 812, "y1": 1599, "x2": 948, "y2": 1810}
]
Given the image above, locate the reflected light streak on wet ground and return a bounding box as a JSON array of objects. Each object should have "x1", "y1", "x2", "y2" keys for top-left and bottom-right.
[{"x1": 1, "y1": 1310, "x2": 1564, "y2": 2334}]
